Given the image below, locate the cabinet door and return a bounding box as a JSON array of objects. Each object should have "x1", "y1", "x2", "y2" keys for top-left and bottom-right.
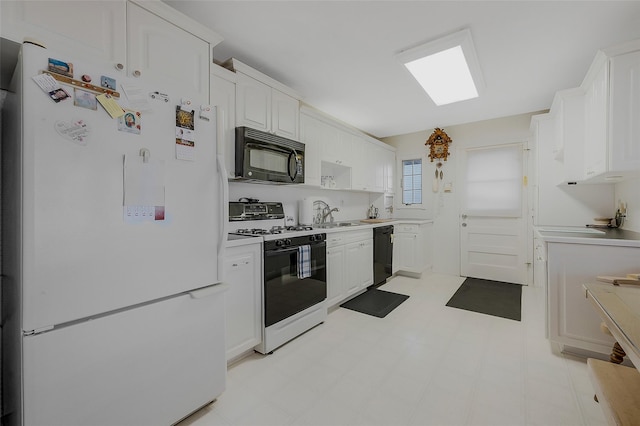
[
  {"x1": 350, "y1": 137, "x2": 367, "y2": 190},
  {"x1": 372, "y1": 144, "x2": 386, "y2": 193},
  {"x1": 211, "y1": 71, "x2": 237, "y2": 178},
  {"x1": 224, "y1": 245, "x2": 262, "y2": 361},
  {"x1": 396, "y1": 232, "x2": 417, "y2": 271},
  {"x1": 383, "y1": 149, "x2": 395, "y2": 193},
  {"x1": 545, "y1": 243, "x2": 640, "y2": 355},
  {"x1": 344, "y1": 242, "x2": 364, "y2": 296},
  {"x1": 360, "y1": 239, "x2": 374, "y2": 288},
  {"x1": 326, "y1": 245, "x2": 346, "y2": 307},
  {"x1": 272, "y1": 89, "x2": 299, "y2": 139},
  {"x1": 322, "y1": 128, "x2": 352, "y2": 165},
  {"x1": 127, "y1": 2, "x2": 210, "y2": 101},
  {"x1": 299, "y1": 114, "x2": 323, "y2": 187},
  {"x1": 236, "y1": 73, "x2": 271, "y2": 132},
  {"x1": 583, "y1": 61, "x2": 609, "y2": 178},
  {"x1": 0, "y1": 1, "x2": 126, "y2": 66},
  {"x1": 609, "y1": 51, "x2": 640, "y2": 173}
]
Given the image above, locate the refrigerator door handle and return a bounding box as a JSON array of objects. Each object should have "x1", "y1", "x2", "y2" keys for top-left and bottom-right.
[
  {"x1": 189, "y1": 283, "x2": 229, "y2": 299},
  {"x1": 215, "y1": 108, "x2": 229, "y2": 249}
]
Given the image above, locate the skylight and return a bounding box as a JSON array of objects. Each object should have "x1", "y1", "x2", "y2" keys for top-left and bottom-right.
[{"x1": 397, "y1": 29, "x2": 484, "y2": 106}]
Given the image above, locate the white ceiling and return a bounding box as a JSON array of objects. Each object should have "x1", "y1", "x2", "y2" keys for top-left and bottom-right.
[{"x1": 166, "y1": 1, "x2": 640, "y2": 139}]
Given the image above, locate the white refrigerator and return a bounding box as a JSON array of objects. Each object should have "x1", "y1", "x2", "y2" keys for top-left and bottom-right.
[{"x1": 2, "y1": 43, "x2": 227, "y2": 425}]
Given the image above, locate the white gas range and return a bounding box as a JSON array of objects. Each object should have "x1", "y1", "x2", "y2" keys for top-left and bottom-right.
[{"x1": 228, "y1": 200, "x2": 327, "y2": 354}]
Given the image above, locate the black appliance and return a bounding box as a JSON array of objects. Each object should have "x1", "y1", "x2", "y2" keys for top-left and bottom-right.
[
  {"x1": 373, "y1": 225, "x2": 394, "y2": 286},
  {"x1": 235, "y1": 126, "x2": 305, "y2": 184},
  {"x1": 263, "y1": 234, "x2": 327, "y2": 327}
]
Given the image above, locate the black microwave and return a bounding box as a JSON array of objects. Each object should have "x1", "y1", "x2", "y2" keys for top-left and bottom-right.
[{"x1": 235, "y1": 127, "x2": 305, "y2": 184}]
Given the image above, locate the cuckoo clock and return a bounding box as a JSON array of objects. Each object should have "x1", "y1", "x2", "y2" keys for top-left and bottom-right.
[{"x1": 425, "y1": 128, "x2": 452, "y2": 162}]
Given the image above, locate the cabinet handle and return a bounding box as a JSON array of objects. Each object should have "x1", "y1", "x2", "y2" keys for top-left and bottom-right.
[
  {"x1": 462, "y1": 223, "x2": 467, "y2": 227},
  {"x1": 232, "y1": 263, "x2": 238, "y2": 267},
  {"x1": 115, "y1": 63, "x2": 124, "y2": 71},
  {"x1": 133, "y1": 70, "x2": 141, "y2": 78}
]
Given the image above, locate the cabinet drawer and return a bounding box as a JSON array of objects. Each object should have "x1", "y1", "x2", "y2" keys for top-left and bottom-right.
[
  {"x1": 342, "y1": 229, "x2": 372, "y2": 245},
  {"x1": 396, "y1": 224, "x2": 419, "y2": 233},
  {"x1": 326, "y1": 234, "x2": 344, "y2": 248}
]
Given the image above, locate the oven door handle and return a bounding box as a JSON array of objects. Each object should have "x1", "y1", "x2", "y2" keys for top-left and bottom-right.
[{"x1": 265, "y1": 242, "x2": 326, "y2": 256}]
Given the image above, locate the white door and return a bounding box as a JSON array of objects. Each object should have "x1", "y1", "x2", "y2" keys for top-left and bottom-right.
[{"x1": 460, "y1": 144, "x2": 529, "y2": 284}]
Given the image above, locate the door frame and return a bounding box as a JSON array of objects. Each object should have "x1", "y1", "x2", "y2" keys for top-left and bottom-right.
[{"x1": 457, "y1": 142, "x2": 533, "y2": 285}]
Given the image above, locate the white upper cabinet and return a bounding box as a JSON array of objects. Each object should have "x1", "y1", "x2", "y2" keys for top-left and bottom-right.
[
  {"x1": 0, "y1": 1, "x2": 221, "y2": 102},
  {"x1": 299, "y1": 113, "x2": 323, "y2": 187},
  {"x1": 583, "y1": 56, "x2": 609, "y2": 179},
  {"x1": 581, "y1": 41, "x2": 640, "y2": 182},
  {"x1": 210, "y1": 66, "x2": 237, "y2": 179},
  {"x1": 383, "y1": 148, "x2": 395, "y2": 193},
  {"x1": 235, "y1": 72, "x2": 272, "y2": 132},
  {"x1": 126, "y1": 2, "x2": 211, "y2": 100},
  {"x1": 551, "y1": 88, "x2": 586, "y2": 183},
  {"x1": 271, "y1": 89, "x2": 299, "y2": 139},
  {"x1": 608, "y1": 50, "x2": 640, "y2": 174},
  {"x1": 226, "y1": 59, "x2": 300, "y2": 140},
  {"x1": 300, "y1": 106, "x2": 395, "y2": 192},
  {"x1": 0, "y1": 1, "x2": 127, "y2": 66}
]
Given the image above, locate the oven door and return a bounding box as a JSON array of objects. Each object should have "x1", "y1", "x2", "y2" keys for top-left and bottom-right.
[{"x1": 264, "y1": 242, "x2": 326, "y2": 327}]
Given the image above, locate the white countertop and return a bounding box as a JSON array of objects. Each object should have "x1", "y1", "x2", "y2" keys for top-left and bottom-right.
[
  {"x1": 317, "y1": 218, "x2": 433, "y2": 235},
  {"x1": 536, "y1": 226, "x2": 640, "y2": 248},
  {"x1": 225, "y1": 234, "x2": 263, "y2": 248}
]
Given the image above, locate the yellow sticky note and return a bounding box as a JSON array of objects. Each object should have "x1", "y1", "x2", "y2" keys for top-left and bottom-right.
[{"x1": 96, "y1": 93, "x2": 125, "y2": 118}]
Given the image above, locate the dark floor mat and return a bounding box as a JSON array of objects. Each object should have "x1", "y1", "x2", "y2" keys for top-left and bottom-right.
[
  {"x1": 446, "y1": 278, "x2": 522, "y2": 321},
  {"x1": 340, "y1": 288, "x2": 409, "y2": 318}
]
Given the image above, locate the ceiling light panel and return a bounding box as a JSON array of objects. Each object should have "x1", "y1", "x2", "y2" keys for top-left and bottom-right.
[{"x1": 397, "y1": 29, "x2": 484, "y2": 106}]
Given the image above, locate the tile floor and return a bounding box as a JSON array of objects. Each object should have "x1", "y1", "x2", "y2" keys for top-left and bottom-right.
[{"x1": 180, "y1": 273, "x2": 607, "y2": 426}]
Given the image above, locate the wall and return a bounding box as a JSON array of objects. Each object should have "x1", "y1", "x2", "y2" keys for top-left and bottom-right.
[
  {"x1": 615, "y1": 177, "x2": 640, "y2": 232},
  {"x1": 229, "y1": 181, "x2": 379, "y2": 225},
  {"x1": 384, "y1": 112, "x2": 539, "y2": 276}
]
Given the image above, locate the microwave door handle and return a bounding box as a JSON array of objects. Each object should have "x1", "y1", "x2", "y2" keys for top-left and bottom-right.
[{"x1": 288, "y1": 149, "x2": 299, "y2": 182}]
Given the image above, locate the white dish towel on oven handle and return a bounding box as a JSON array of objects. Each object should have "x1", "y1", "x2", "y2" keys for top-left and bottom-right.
[{"x1": 297, "y1": 245, "x2": 312, "y2": 279}]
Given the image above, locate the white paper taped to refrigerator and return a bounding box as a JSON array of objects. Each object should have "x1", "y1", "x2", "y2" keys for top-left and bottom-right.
[{"x1": 123, "y1": 155, "x2": 166, "y2": 222}]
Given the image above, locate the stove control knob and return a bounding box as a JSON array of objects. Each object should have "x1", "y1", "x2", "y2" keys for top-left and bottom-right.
[
  {"x1": 316, "y1": 234, "x2": 324, "y2": 241},
  {"x1": 285, "y1": 239, "x2": 292, "y2": 245},
  {"x1": 308, "y1": 235, "x2": 316, "y2": 242},
  {"x1": 275, "y1": 240, "x2": 284, "y2": 247}
]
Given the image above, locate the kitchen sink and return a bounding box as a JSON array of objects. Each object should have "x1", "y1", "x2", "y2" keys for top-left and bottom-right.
[{"x1": 313, "y1": 221, "x2": 360, "y2": 229}]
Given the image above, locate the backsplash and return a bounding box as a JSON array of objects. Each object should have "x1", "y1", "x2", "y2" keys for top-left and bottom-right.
[
  {"x1": 615, "y1": 177, "x2": 639, "y2": 232},
  {"x1": 228, "y1": 181, "x2": 385, "y2": 225}
]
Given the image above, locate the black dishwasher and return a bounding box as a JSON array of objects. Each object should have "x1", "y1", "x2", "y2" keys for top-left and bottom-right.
[{"x1": 373, "y1": 225, "x2": 394, "y2": 286}]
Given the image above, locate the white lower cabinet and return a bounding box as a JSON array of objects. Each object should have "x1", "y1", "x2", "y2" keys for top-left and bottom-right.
[
  {"x1": 326, "y1": 229, "x2": 373, "y2": 308},
  {"x1": 393, "y1": 222, "x2": 433, "y2": 276},
  {"x1": 547, "y1": 242, "x2": 640, "y2": 356},
  {"x1": 224, "y1": 242, "x2": 262, "y2": 362}
]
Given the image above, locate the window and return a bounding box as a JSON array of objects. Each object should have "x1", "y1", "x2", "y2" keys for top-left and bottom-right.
[
  {"x1": 402, "y1": 159, "x2": 422, "y2": 205},
  {"x1": 463, "y1": 144, "x2": 522, "y2": 217}
]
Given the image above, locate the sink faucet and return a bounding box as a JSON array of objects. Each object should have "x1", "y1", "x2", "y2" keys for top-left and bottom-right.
[
  {"x1": 321, "y1": 207, "x2": 340, "y2": 224},
  {"x1": 313, "y1": 200, "x2": 339, "y2": 224}
]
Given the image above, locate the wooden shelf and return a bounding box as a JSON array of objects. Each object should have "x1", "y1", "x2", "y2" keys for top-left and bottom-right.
[{"x1": 588, "y1": 358, "x2": 640, "y2": 425}]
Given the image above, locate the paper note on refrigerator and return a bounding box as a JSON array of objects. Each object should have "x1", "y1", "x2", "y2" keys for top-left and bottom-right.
[
  {"x1": 96, "y1": 93, "x2": 125, "y2": 118},
  {"x1": 123, "y1": 155, "x2": 166, "y2": 223}
]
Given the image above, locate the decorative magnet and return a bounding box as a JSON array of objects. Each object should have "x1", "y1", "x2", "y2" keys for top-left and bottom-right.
[
  {"x1": 48, "y1": 58, "x2": 73, "y2": 78},
  {"x1": 199, "y1": 105, "x2": 212, "y2": 121},
  {"x1": 81, "y1": 74, "x2": 92, "y2": 83},
  {"x1": 100, "y1": 75, "x2": 116, "y2": 90},
  {"x1": 180, "y1": 98, "x2": 193, "y2": 111},
  {"x1": 149, "y1": 91, "x2": 169, "y2": 102}
]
